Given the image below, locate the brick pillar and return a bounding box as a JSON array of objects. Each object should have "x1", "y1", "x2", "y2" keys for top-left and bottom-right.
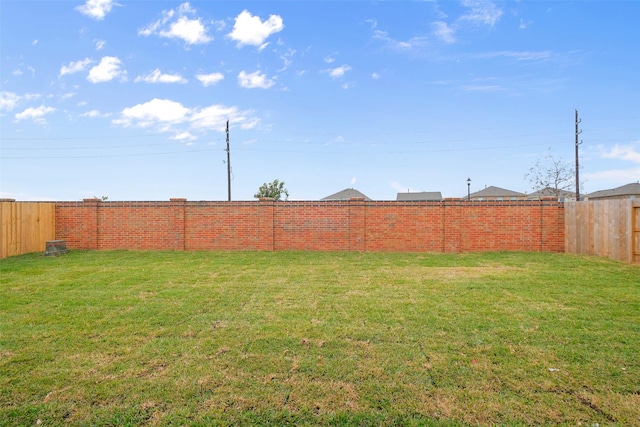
[
  {"x1": 442, "y1": 199, "x2": 462, "y2": 253},
  {"x1": 349, "y1": 197, "x2": 366, "y2": 251},
  {"x1": 82, "y1": 198, "x2": 101, "y2": 250},
  {"x1": 259, "y1": 198, "x2": 275, "y2": 251},
  {"x1": 169, "y1": 198, "x2": 186, "y2": 251}
]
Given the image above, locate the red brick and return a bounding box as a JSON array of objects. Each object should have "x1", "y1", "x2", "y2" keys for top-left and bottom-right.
[{"x1": 54, "y1": 198, "x2": 565, "y2": 253}]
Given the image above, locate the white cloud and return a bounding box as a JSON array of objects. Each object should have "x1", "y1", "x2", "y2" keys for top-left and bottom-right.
[
  {"x1": 60, "y1": 58, "x2": 92, "y2": 77},
  {"x1": 279, "y1": 48, "x2": 296, "y2": 72},
  {"x1": 135, "y1": 69, "x2": 187, "y2": 84},
  {"x1": 372, "y1": 0, "x2": 501, "y2": 55},
  {"x1": 196, "y1": 72, "x2": 225, "y2": 87},
  {"x1": 172, "y1": 131, "x2": 197, "y2": 143},
  {"x1": 95, "y1": 39, "x2": 106, "y2": 50},
  {"x1": 432, "y1": 21, "x2": 456, "y2": 44},
  {"x1": 80, "y1": 110, "x2": 108, "y2": 118},
  {"x1": 190, "y1": 105, "x2": 242, "y2": 130},
  {"x1": 371, "y1": 72, "x2": 382, "y2": 79},
  {"x1": 14, "y1": 105, "x2": 56, "y2": 123},
  {"x1": 238, "y1": 70, "x2": 275, "y2": 89},
  {"x1": 327, "y1": 65, "x2": 352, "y2": 79},
  {"x1": 373, "y1": 29, "x2": 429, "y2": 52},
  {"x1": 459, "y1": 0, "x2": 503, "y2": 27},
  {"x1": 390, "y1": 182, "x2": 418, "y2": 193},
  {"x1": 114, "y1": 98, "x2": 190, "y2": 128},
  {"x1": 0, "y1": 91, "x2": 20, "y2": 111},
  {"x1": 87, "y1": 56, "x2": 125, "y2": 83},
  {"x1": 519, "y1": 19, "x2": 532, "y2": 30},
  {"x1": 162, "y1": 16, "x2": 211, "y2": 44},
  {"x1": 0, "y1": 191, "x2": 59, "y2": 202},
  {"x1": 228, "y1": 10, "x2": 284, "y2": 47},
  {"x1": 600, "y1": 144, "x2": 640, "y2": 163},
  {"x1": 113, "y1": 98, "x2": 259, "y2": 136},
  {"x1": 139, "y1": 2, "x2": 212, "y2": 45},
  {"x1": 76, "y1": 0, "x2": 117, "y2": 20},
  {"x1": 1, "y1": 92, "x2": 41, "y2": 111},
  {"x1": 585, "y1": 167, "x2": 640, "y2": 184},
  {"x1": 324, "y1": 56, "x2": 336, "y2": 64},
  {"x1": 471, "y1": 51, "x2": 553, "y2": 61}
]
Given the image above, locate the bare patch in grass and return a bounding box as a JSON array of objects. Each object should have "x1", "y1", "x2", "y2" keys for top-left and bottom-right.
[
  {"x1": 137, "y1": 291, "x2": 157, "y2": 300},
  {"x1": 215, "y1": 346, "x2": 230, "y2": 356},
  {"x1": 42, "y1": 386, "x2": 72, "y2": 403},
  {"x1": 406, "y1": 265, "x2": 525, "y2": 281},
  {"x1": 286, "y1": 378, "x2": 360, "y2": 413}
]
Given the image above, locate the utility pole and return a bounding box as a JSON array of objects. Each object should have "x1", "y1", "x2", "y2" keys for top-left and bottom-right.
[
  {"x1": 575, "y1": 109, "x2": 582, "y2": 201},
  {"x1": 226, "y1": 120, "x2": 231, "y2": 201}
]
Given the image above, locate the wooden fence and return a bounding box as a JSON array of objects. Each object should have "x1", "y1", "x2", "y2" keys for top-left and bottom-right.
[
  {"x1": 565, "y1": 199, "x2": 640, "y2": 263},
  {"x1": 0, "y1": 201, "x2": 56, "y2": 258}
]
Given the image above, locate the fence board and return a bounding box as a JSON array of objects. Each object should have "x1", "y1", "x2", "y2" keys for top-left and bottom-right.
[
  {"x1": 0, "y1": 202, "x2": 56, "y2": 258},
  {"x1": 631, "y1": 200, "x2": 640, "y2": 263},
  {"x1": 565, "y1": 199, "x2": 635, "y2": 263}
]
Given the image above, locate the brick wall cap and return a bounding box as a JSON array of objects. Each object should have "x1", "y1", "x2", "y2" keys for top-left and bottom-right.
[
  {"x1": 170, "y1": 198, "x2": 187, "y2": 202},
  {"x1": 0, "y1": 198, "x2": 16, "y2": 202}
]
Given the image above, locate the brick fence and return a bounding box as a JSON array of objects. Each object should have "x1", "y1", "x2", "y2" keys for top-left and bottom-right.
[{"x1": 54, "y1": 198, "x2": 564, "y2": 253}]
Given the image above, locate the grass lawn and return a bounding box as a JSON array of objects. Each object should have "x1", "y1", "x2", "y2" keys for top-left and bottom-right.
[{"x1": 1, "y1": 250, "x2": 639, "y2": 426}]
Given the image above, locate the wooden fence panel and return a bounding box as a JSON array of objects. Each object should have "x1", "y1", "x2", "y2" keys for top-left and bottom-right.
[
  {"x1": 565, "y1": 199, "x2": 635, "y2": 263},
  {"x1": 634, "y1": 200, "x2": 640, "y2": 263},
  {"x1": 0, "y1": 201, "x2": 56, "y2": 258}
]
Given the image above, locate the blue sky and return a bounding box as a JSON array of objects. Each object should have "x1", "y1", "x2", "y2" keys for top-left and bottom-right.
[{"x1": 1, "y1": 0, "x2": 638, "y2": 201}]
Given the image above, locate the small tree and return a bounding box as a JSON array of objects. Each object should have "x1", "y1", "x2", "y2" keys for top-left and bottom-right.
[
  {"x1": 254, "y1": 179, "x2": 289, "y2": 201},
  {"x1": 525, "y1": 148, "x2": 575, "y2": 197}
]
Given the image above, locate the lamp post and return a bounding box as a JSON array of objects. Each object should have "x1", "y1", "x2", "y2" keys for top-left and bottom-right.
[{"x1": 467, "y1": 178, "x2": 471, "y2": 201}]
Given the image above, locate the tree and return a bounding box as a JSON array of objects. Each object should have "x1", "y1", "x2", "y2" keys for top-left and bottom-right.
[
  {"x1": 254, "y1": 179, "x2": 289, "y2": 201},
  {"x1": 525, "y1": 148, "x2": 575, "y2": 197}
]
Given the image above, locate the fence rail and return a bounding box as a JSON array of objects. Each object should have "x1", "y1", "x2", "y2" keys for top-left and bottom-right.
[
  {"x1": 565, "y1": 199, "x2": 639, "y2": 263},
  {"x1": 0, "y1": 201, "x2": 56, "y2": 258}
]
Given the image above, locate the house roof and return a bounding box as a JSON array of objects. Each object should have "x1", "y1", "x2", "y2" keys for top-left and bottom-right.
[
  {"x1": 396, "y1": 191, "x2": 442, "y2": 201},
  {"x1": 321, "y1": 188, "x2": 372, "y2": 201},
  {"x1": 469, "y1": 186, "x2": 525, "y2": 198},
  {"x1": 587, "y1": 182, "x2": 640, "y2": 199},
  {"x1": 527, "y1": 187, "x2": 575, "y2": 199}
]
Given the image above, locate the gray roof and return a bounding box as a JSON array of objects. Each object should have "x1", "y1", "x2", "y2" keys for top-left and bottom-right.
[
  {"x1": 321, "y1": 188, "x2": 371, "y2": 201},
  {"x1": 469, "y1": 186, "x2": 525, "y2": 199},
  {"x1": 396, "y1": 191, "x2": 442, "y2": 201},
  {"x1": 587, "y1": 182, "x2": 640, "y2": 199},
  {"x1": 527, "y1": 187, "x2": 576, "y2": 199}
]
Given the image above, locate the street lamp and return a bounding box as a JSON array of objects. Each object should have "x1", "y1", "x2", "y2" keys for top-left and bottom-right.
[{"x1": 467, "y1": 178, "x2": 471, "y2": 201}]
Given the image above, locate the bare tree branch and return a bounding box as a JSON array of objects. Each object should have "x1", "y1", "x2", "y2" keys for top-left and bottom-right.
[{"x1": 525, "y1": 148, "x2": 575, "y2": 197}]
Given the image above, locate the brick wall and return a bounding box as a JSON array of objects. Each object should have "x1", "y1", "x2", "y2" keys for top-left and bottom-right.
[{"x1": 55, "y1": 197, "x2": 564, "y2": 253}]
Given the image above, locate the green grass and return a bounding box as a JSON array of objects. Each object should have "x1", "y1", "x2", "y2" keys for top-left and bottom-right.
[{"x1": 1, "y1": 251, "x2": 638, "y2": 426}]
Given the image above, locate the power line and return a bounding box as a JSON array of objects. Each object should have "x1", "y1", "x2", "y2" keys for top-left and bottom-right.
[
  {"x1": 1, "y1": 148, "x2": 217, "y2": 159},
  {"x1": 2, "y1": 141, "x2": 555, "y2": 159},
  {"x1": 1, "y1": 141, "x2": 188, "y2": 150}
]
